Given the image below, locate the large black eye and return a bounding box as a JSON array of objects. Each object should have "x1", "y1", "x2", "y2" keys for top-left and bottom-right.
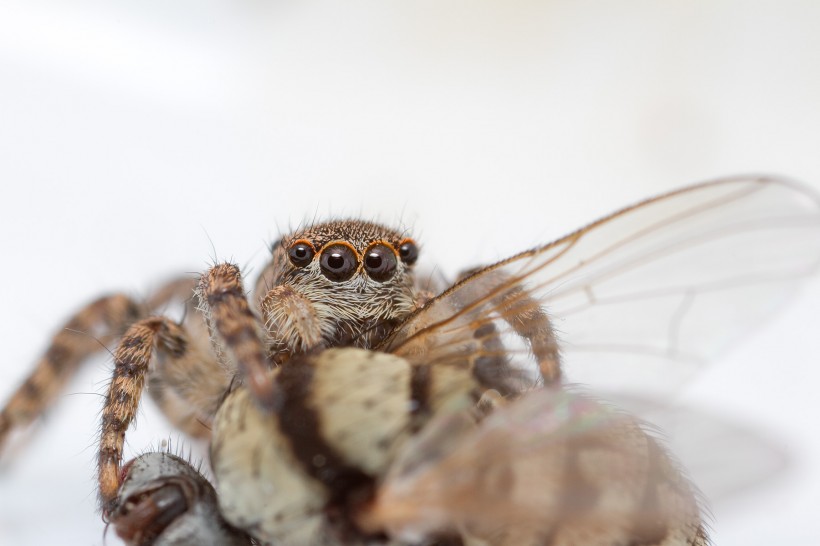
[
  {"x1": 364, "y1": 244, "x2": 398, "y2": 282},
  {"x1": 398, "y1": 239, "x2": 418, "y2": 265},
  {"x1": 288, "y1": 241, "x2": 315, "y2": 267},
  {"x1": 320, "y1": 244, "x2": 359, "y2": 282}
]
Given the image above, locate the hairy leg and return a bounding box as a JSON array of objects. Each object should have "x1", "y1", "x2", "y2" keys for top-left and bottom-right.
[
  {"x1": 261, "y1": 284, "x2": 325, "y2": 365},
  {"x1": 456, "y1": 267, "x2": 561, "y2": 385},
  {"x1": 0, "y1": 277, "x2": 206, "y2": 453},
  {"x1": 0, "y1": 294, "x2": 141, "y2": 451},
  {"x1": 197, "y1": 263, "x2": 280, "y2": 409},
  {"x1": 148, "y1": 282, "x2": 232, "y2": 438},
  {"x1": 497, "y1": 282, "x2": 561, "y2": 383},
  {"x1": 97, "y1": 316, "x2": 189, "y2": 513},
  {"x1": 146, "y1": 318, "x2": 228, "y2": 438}
]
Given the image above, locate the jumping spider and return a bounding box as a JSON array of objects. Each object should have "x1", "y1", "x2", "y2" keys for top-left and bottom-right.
[{"x1": 2, "y1": 176, "x2": 819, "y2": 545}]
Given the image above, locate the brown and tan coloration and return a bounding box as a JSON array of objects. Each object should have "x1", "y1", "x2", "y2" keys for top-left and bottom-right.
[
  {"x1": 100, "y1": 220, "x2": 429, "y2": 514},
  {"x1": 98, "y1": 317, "x2": 189, "y2": 511},
  {"x1": 0, "y1": 293, "x2": 143, "y2": 450},
  {"x1": 196, "y1": 263, "x2": 277, "y2": 410},
  {"x1": 209, "y1": 348, "x2": 481, "y2": 545},
  {"x1": 4, "y1": 176, "x2": 820, "y2": 545}
]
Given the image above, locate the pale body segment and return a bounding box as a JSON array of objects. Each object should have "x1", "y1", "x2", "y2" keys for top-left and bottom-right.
[
  {"x1": 1, "y1": 176, "x2": 819, "y2": 544},
  {"x1": 209, "y1": 348, "x2": 707, "y2": 546}
]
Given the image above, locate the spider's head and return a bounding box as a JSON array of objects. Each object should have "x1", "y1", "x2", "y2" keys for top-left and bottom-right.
[
  {"x1": 111, "y1": 452, "x2": 252, "y2": 545},
  {"x1": 256, "y1": 219, "x2": 420, "y2": 358}
]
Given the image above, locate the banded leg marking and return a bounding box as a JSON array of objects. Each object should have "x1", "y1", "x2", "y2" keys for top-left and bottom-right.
[
  {"x1": 197, "y1": 263, "x2": 280, "y2": 410},
  {"x1": 0, "y1": 294, "x2": 141, "y2": 450},
  {"x1": 97, "y1": 316, "x2": 187, "y2": 514}
]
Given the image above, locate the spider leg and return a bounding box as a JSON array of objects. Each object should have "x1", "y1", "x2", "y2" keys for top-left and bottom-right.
[
  {"x1": 146, "y1": 316, "x2": 229, "y2": 439},
  {"x1": 197, "y1": 263, "x2": 280, "y2": 410},
  {"x1": 0, "y1": 294, "x2": 141, "y2": 452},
  {"x1": 145, "y1": 281, "x2": 232, "y2": 438},
  {"x1": 456, "y1": 267, "x2": 561, "y2": 385},
  {"x1": 0, "y1": 278, "x2": 205, "y2": 454},
  {"x1": 97, "y1": 315, "x2": 189, "y2": 513},
  {"x1": 260, "y1": 284, "x2": 325, "y2": 365},
  {"x1": 499, "y1": 282, "x2": 562, "y2": 383}
]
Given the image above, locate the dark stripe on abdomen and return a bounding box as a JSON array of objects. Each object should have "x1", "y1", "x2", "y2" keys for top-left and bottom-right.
[
  {"x1": 274, "y1": 357, "x2": 374, "y2": 505},
  {"x1": 409, "y1": 363, "x2": 432, "y2": 432}
]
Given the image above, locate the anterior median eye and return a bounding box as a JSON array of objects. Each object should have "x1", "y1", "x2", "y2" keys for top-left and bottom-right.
[
  {"x1": 320, "y1": 244, "x2": 359, "y2": 282},
  {"x1": 288, "y1": 240, "x2": 315, "y2": 267},
  {"x1": 364, "y1": 244, "x2": 398, "y2": 282}
]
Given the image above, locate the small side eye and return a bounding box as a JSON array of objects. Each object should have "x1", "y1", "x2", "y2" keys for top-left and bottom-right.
[
  {"x1": 288, "y1": 241, "x2": 315, "y2": 267},
  {"x1": 398, "y1": 239, "x2": 418, "y2": 265},
  {"x1": 364, "y1": 244, "x2": 398, "y2": 282},
  {"x1": 320, "y1": 244, "x2": 359, "y2": 282}
]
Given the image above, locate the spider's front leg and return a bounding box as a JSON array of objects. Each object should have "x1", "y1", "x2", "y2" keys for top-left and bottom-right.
[
  {"x1": 197, "y1": 263, "x2": 283, "y2": 409},
  {"x1": 97, "y1": 316, "x2": 190, "y2": 513},
  {"x1": 259, "y1": 283, "x2": 326, "y2": 365},
  {"x1": 96, "y1": 282, "x2": 245, "y2": 543}
]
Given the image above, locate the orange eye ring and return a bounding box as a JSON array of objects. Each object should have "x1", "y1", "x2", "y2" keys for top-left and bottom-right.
[
  {"x1": 319, "y1": 241, "x2": 360, "y2": 282},
  {"x1": 363, "y1": 242, "x2": 399, "y2": 282},
  {"x1": 288, "y1": 239, "x2": 316, "y2": 268},
  {"x1": 397, "y1": 238, "x2": 418, "y2": 265}
]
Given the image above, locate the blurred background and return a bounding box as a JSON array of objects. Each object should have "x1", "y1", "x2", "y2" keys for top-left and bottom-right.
[{"x1": 1, "y1": 1, "x2": 819, "y2": 544}]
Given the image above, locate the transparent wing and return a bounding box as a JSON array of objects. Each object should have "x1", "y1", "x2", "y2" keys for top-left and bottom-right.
[
  {"x1": 381, "y1": 176, "x2": 820, "y2": 397},
  {"x1": 624, "y1": 396, "x2": 790, "y2": 504}
]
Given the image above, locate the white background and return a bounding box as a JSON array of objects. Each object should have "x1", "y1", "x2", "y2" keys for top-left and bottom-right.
[{"x1": 1, "y1": 1, "x2": 819, "y2": 544}]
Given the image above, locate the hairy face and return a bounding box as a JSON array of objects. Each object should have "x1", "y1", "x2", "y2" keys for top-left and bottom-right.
[{"x1": 255, "y1": 220, "x2": 421, "y2": 358}]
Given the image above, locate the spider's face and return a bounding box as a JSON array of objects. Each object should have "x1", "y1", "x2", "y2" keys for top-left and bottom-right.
[{"x1": 260, "y1": 220, "x2": 420, "y2": 352}]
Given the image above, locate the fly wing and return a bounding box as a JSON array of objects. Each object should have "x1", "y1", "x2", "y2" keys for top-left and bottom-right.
[
  {"x1": 616, "y1": 395, "x2": 790, "y2": 504},
  {"x1": 381, "y1": 176, "x2": 820, "y2": 397},
  {"x1": 361, "y1": 387, "x2": 707, "y2": 545}
]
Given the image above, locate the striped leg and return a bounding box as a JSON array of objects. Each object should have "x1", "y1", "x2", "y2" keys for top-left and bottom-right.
[
  {"x1": 498, "y1": 282, "x2": 562, "y2": 383},
  {"x1": 97, "y1": 316, "x2": 189, "y2": 514},
  {"x1": 0, "y1": 277, "x2": 201, "y2": 454},
  {"x1": 456, "y1": 267, "x2": 562, "y2": 385},
  {"x1": 0, "y1": 294, "x2": 142, "y2": 451},
  {"x1": 197, "y1": 263, "x2": 280, "y2": 410}
]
